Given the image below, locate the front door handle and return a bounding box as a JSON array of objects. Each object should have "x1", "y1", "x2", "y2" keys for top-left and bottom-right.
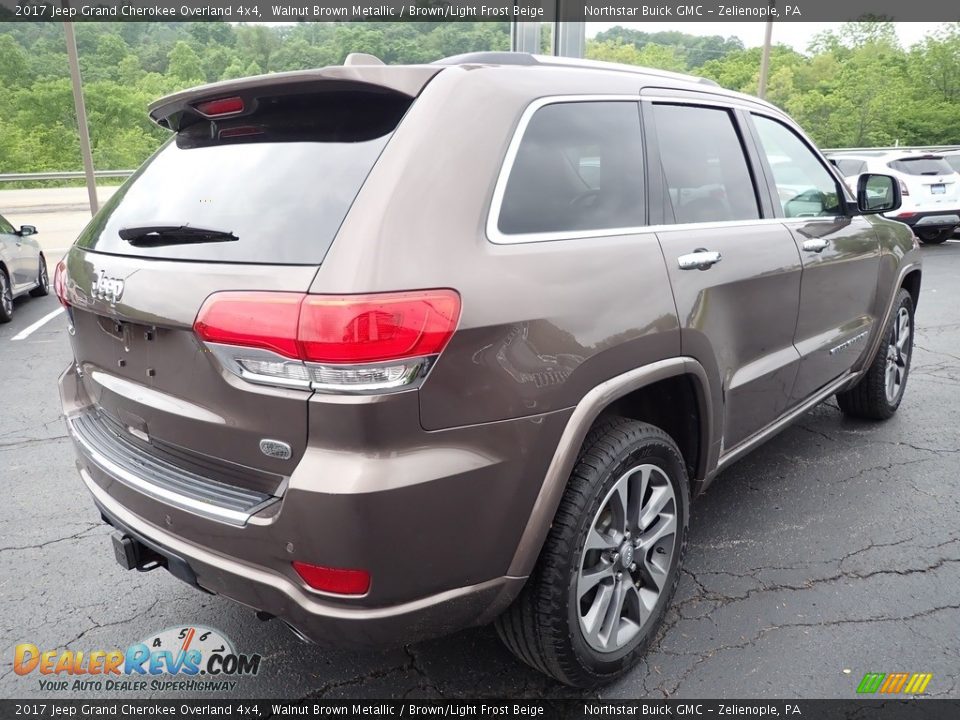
[
  {"x1": 802, "y1": 238, "x2": 830, "y2": 253},
  {"x1": 678, "y1": 249, "x2": 722, "y2": 271}
]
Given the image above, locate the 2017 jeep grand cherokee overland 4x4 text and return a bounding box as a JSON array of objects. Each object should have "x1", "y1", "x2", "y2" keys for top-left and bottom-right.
[{"x1": 58, "y1": 53, "x2": 921, "y2": 687}]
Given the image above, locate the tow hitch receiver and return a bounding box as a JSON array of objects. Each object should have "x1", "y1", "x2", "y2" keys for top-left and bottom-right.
[{"x1": 111, "y1": 532, "x2": 164, "y2": 572}]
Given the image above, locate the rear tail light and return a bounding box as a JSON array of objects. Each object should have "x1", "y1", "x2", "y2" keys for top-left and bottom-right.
[
  {"x1": 194, "y1": 290, "x2": 461, "y2": 394},
  {"x1": 53, "y1": 259, "x2": 70, "y2": 309},
  {"x1": 899, "y1": 179, "x2": 910, "y2": 196},
  {"x1": 292, "y1": 561, "x2": 370, "y2": 595}
]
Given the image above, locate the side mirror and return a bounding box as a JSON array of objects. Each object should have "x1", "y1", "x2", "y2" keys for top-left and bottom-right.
[
  {"x1": 856, "y1": 173, "x2": 901, "y2": 215},
  {"x1": 18, "y1": 225, "x2": 37, "y2": 236}
]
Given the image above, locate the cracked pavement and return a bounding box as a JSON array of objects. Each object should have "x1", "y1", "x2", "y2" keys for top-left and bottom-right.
[{"x1": 1, "y1": 242, "x2": 959, "y2": 700}]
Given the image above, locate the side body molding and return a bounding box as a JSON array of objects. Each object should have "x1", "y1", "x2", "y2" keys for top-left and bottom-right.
[{"x1": 507, "y1": 357, "x2": 717, "y2": 577}]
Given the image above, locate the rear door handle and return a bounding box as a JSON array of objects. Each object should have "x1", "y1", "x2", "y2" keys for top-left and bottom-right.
[
  {"x1": 678, "y1": 249, "x2": 722, "y2": 270},
  {"x1": 802, "y1": 238, "x2": 830, "y2": 253}
]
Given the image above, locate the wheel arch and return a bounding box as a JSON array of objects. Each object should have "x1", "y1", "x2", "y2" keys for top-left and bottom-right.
[
  {"x1": 901, "y1": 268, "x2": 921, "y2": 311},
  {"x1": 507, "y1": 357, "x2": 717, "y2": 578}
]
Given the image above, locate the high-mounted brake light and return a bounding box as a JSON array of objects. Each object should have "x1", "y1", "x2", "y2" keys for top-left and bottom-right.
[
  {"x1": 292, "y1": 561, "x2": 370, "y2": 595},
  {"x1": 53, "y1": 259, "x2": 70, "y2": 309},
  {"x1": 194, "y1": 96, "x2": 244, "y2": 117},
  {"x1": 194, "y1": 290, "x2": 461, "y2": 394}
]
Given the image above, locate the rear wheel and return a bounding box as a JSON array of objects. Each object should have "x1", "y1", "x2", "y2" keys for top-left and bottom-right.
[
  {"x1": 837, "y1": 288, "x2": 914, "y2": 420},
  {"x1": 495, "y1": 418, "x2": 689, "y2": 687},
  {"x1": 0, "y1": 269, "x2": 13, "y2": 323},
  {"x1": 29, "y1": 256, "x2": 49, "y2": 298},
  {"x1": 916, "y1": 228, "x2": 951, "y2": 244}
]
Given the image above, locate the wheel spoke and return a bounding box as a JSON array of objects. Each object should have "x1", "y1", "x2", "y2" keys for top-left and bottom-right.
[
  {"x1": 584, "y1": 527, "x2": 618, "y2": 554},
  {"x1": 639, "y1": 512, "x2": 677, "y2": 551},
  {"x1": 642, "y1": 549, "x2": 670, "y2": 592},
  {"x1": 638, "y1": 485, "x2": 672, "y2": 531},
  {"x1": 578, "y1": 560, "x2": 614, "y2": 600},
  {"x1": 598, "y1": 576, "x2": 630, "y2": 650},
  {"x1": 581, "y1": 580, "x2": 615, "y2": 647},
  {"x1": 608, "y1": 473, "x2": 630, "y2": 535}
]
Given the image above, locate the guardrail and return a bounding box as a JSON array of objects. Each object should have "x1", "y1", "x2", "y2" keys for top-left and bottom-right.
[{"x1": 0, "y1": 170, "x2": 134, "y2": 182}]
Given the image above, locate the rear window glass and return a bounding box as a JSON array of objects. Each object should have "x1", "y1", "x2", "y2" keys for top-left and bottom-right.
[
  {"x1": 945, "y1": 155, "x2": 960, "y2": 173},
  {"x1": 497, "y1": 101, "x2": 645, "y2": 236},
  {"x1": 76, "y1": 92, "x2": 407, "y2": 264},
  {"x1": 834, "y1": 159, "x2": 867, "y2": 176},
  {"x1": 887, "y1": 157, "x2": 954, "y2": 176}
]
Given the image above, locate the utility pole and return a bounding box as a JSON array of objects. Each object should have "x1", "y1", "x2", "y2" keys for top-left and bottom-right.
[
  {"x1": 63, "y1": 17, "x2": 99, "y2": 215},
  {"x1": 757, "y1": 14, "x2": 774, "y2": 99}
]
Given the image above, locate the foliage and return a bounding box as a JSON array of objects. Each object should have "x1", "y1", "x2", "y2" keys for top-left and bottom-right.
[{"x1": 0, "y1": 21, "x2": 958, "y2": 177}]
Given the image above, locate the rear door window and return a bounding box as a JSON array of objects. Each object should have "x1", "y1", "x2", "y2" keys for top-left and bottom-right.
[
  {"x1": 496, "y1": 101, "x2": 645, "y2": 236},
  {"x1": 834, "y1": 159, "x2": 867, "y2": 176},
  {"x1": 652, "y1": 104, "x2": 760, "y2": 224},
  {"x1": 76, "y1": 91, "x2": 408, "y2": 265}
]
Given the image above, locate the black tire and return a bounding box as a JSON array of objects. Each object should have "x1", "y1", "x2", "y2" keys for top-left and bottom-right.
[
  {"x1": 837, "y1": 288, "x2": 914, "y2": 420},
  {"x1": 29, "y1": 255, "x2": 49, "y2": 298},
  {"x1": 0, "y1": 269, "x2": 13, "y2": 324},
  {"x1": 495, "y1": 417, "x2": 689, "y2": 687},
  {"x1": 916, "y1": 228, "x2": 951, "y2": 244}
]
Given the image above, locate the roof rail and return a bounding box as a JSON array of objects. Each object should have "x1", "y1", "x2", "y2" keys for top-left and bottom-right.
[
  {"x1": 434, "y1": 52, "x2": 540, "y2": 66},
  {"x1": 435, "y1": 51, "x2": 719, "y2": 87}
]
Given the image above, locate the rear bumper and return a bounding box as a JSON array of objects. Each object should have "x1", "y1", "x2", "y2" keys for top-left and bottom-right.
[
  {"x1": 889, "y1": 210, "x2": 960, "y2": 230},
  {"x1": 60, "y1": 362, "x2": 569, "y2": 647},
  {"x1": 82, "y1": 466, "x2": 523, "y2": 648}
]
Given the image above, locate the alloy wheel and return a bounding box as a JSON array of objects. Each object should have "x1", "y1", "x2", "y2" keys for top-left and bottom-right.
[
  {"x1": 885, "y1": 306, "x2": 911, "y2": 404},
  {"x1": 577, "y1": 464, "x2": 678, "y2": 653},
  {"x1": 1, "y1": 273, "x2": 12, "y2": 316}
]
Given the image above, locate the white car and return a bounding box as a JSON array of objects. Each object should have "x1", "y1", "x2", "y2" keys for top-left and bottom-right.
[{"x1": 829, "y1": 151, "x2": 960, "y2": 244}]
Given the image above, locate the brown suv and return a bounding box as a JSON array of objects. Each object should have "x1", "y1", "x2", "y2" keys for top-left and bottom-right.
[{"x1": 58, "y1": 53, "x2": 921, "y2": 687}]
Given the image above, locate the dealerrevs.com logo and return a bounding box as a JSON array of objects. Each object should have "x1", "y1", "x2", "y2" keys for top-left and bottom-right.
[{"x1": 14, "y1": 626, "x2": 262, "y2": 693}]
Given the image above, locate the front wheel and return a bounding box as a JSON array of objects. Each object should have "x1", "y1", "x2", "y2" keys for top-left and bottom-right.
[
  {"x1": 916, "y1": 228, "x2": 952, "y2": 244},
  {"x1": 29, "y1": 255, "x2": 49, "y2": 297},
  {"x1": 837, "y1": 288, "x2": 914, "y2": 420},
  {"x1": 0, "y1": 269, "x2": 13, "y2": 323},
  {"x1": 495, "y1": 418, "x2": 689, "y2": 687}
]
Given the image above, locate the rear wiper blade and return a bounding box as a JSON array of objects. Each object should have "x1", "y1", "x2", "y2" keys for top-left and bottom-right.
[{"x1": 119, "y1": 224, "x2": 238, "y2": 247}]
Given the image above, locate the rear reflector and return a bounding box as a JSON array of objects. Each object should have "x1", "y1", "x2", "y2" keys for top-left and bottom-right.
[
  {"x1": 292, "y1": 561, "x2": 370, "y2": 595},
  {"x1": 194, "y1": 96, "x2": 244, "y2": 117},
  {"x1": 899, "y1": 179, "x2": 910, "y2": 196}
]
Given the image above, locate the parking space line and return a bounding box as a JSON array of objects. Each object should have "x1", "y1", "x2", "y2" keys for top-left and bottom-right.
[{"x1": 10, "y1": 307, "x2": 65, "y2": 341}]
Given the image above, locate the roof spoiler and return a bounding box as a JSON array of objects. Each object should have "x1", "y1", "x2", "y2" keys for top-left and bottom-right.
[{"x1": 148, "y1": 65, "x2": 440, "y2": 132}]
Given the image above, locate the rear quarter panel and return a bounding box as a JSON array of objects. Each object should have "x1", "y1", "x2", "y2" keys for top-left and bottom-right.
[{"x1": 311, "y1": 66, "x2": 682, "y2": 429}]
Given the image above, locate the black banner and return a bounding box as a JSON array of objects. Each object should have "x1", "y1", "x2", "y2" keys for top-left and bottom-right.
[
  {"x1": 3, "y1": 700, "x2": 960, "y2": 719},
  {"x1": 1, "y1": 0, "x2": 960, "y2": 23}
]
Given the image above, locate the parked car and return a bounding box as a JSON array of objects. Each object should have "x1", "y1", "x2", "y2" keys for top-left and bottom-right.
[
  {"x1": 939, "y1": 149, "x2": 960, "y2": 238},
  {"x1": 58, "y1": 53, "x2": 922, "y2": 687},
  {"x1": 829, "y1": 151, "x2": 960, "y2": 244},
  {"x1": 0, "y1": 214, "x2": 48, "y2": 322}
]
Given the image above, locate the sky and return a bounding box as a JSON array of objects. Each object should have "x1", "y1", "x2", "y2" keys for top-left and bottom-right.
[{"x1": 585, "y1": 22, "x2": 945, "y2": 51}]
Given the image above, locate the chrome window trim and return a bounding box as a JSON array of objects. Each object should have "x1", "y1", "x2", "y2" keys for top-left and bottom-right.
[
  {"x1": 486, "y1": 94, "x2": 802, "y2": 246},
  {"x1": 486, "y1": 94, "x2": 644, "y2": 246}
]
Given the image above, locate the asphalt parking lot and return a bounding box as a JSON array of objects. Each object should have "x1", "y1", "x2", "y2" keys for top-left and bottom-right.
[{"x1": 1, "y1": 212, "x2": 958, "y2": 700}]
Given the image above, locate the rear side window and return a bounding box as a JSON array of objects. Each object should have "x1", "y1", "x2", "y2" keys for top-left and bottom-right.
[
  {"x1": 888, "y1": 157, "x2": 954, "y2": 176},
  {"x1": 946, "y1": 155, "x2": 960, "y2": 173},
  {"x1": 497, "y1": 101, "x2": 645, "y2": 236},
  {"x1": 76, "y1": 91, "x2": 409, "y2": 264},
  {"x1": 835, "y1": 159, "x2": 867, "y2": 176},
  {"x1": 652, "y1": 104, "x2": 760, "y2": 224}
]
